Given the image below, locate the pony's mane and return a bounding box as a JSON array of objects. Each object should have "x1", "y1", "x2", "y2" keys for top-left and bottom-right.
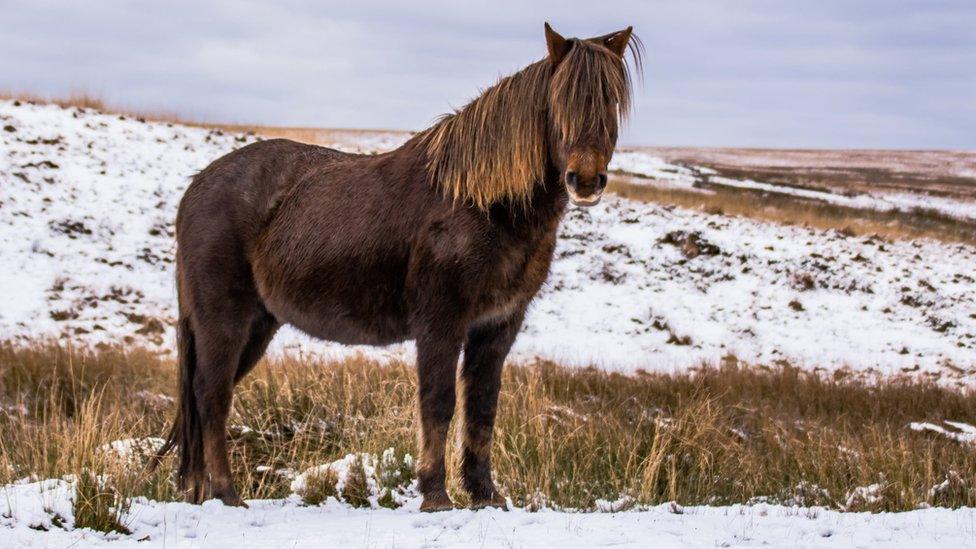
[{"x1": 422, "y1": 36, "x2": 641, "y2": 210}]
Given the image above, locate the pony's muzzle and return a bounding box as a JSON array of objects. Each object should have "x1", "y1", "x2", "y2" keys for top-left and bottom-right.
[{"x1": 565, "y1": 171, "x2": 607, "y2": 207}]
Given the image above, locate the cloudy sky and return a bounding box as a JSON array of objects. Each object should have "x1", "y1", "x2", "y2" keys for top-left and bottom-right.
[{"x1": 2, "y1": 1, "x2": 973, "y2": 149}]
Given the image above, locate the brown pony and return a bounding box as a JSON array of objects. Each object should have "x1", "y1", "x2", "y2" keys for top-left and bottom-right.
[{"x1": 156, "y1": 23, "x2": 641, "y2": 512}]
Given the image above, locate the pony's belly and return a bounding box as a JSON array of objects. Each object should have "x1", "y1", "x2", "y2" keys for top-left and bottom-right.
[
  {"x1": 290, "y1": 312, "x2": 410, "y2": 346},
  {"x1": 252, "y1": 257, "x2": 412, "y2": 346},
  {"x1": 263, "y1": 293, "x2": 411, "y2": 346}
]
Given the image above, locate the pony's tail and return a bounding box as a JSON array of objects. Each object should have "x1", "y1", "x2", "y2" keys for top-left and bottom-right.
[{"x1": 150, "y1": 311, "x2": 202, "y2": 493}]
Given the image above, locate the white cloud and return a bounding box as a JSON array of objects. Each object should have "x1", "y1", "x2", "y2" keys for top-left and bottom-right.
[{"x1": 0, "y1": 0, "x2": 973, "y2": 148}]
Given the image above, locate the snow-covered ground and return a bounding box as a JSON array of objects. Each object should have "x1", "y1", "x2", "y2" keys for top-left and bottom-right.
[
  {"x1": 2, "y1": 100, "x2": 975, "y2": 383},
  {"x1": 4, "y1": 477, "x2": 976, "y2": 548},
  {"x1": 611, "y1": 150, "x2": 976, "y2": 221}
]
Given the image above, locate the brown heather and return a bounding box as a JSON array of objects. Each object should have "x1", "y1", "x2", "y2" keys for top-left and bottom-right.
[
  {"x1": 2, "y1": 341, "x2": 975, "y2": 526},
  {"x1": 422, "y1": 38, "x2": 639, "y2": 210}
]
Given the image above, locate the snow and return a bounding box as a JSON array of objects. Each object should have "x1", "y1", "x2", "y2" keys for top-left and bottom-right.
[
  {"x1": 909, "y1": 421, "x2": 976, "y2": 444},
  {"x1": 1, "y1": 478, "x2": 76, "y2": 535},
  {"x1": 610, "y1": 149, "x2": 976, "y2": 221},
  {"x1": 1, "y1": 100, "x2": 975, "y2": 383},
  {"x1": 3, "y1": 477, "x2": 976, "y2": 548},
  {"x1": 290, "y1": 450, "x2": 417, "y2": 509},
  {"x1": 609, "y1": 150, "x2": 713, "y2": 191},
  {"x1": 290, "y1": 454, "x2": 380, "y2": 501},
  {"x1": 844, "y1": 484, "x2": 885, "y2": 510},
  {"x1": 708, "y1": 174, "x2": 976, "y2": 222},
  {"x1": 321, "y1": 130, "x2": 410, "y2": 154},
  {"x1": 98, "y1": 438, "x2": 167, "y2": 466},
  {"x1": 531, "y1": 201, "x2": 976, "y2": 380}
]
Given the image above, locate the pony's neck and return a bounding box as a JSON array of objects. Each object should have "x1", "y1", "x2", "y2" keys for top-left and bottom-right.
[
  {"x1": 492, "y1": 162, "x2": 569, "y2": 229},
  {"x1": 419, "y1": 60, "x2": 552, "y2": 210}
]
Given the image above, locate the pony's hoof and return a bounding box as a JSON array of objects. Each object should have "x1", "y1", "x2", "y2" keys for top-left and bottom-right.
[
  {"x1": 183, "y1": 479, "x2": 207, "y2": 505},
  {"x1": 209, "y1": 484, "x2": 247, "y2": 508},
  {"x1": 187, "y1": 480, "x2": 246, "y2": 508},
  {"x1": 470, "y1": 492, "x2": 507, "y2": 510},
  {"x1": 219, "y1": 494, "x2": 248, "y2": 508},
  {"x1": 420, "y1": 492, "x2": 454, "y2": 512}
]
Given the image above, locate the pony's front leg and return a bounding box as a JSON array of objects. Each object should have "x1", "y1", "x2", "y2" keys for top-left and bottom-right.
[
  {"x1": 460, "y1": 313, "x2": 523, "y2": 509},
  {"x1": 415, "y1": 329, "x2": 463, "y2": 512}
]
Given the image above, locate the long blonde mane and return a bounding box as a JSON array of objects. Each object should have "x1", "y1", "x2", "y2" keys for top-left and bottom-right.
[{"x1": 422, "y1": 37, "x2": 640, "y2": 210}]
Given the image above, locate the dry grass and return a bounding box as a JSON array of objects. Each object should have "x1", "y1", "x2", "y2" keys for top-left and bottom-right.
[
  {"x1": 608, "y1": 175, "x2": 976, "y2": 246},
  {"x1": 2, "y1": 341, "x2": 975, "y2": 526}
]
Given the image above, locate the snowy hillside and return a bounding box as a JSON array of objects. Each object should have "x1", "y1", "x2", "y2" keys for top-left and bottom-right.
[{"x1": 1, "y1": 100, "x2": 975, "y2": 383}]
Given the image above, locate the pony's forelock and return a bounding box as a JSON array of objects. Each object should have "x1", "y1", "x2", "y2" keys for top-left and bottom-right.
[{"x1": 423, "y1": 35, "x2": 641, "y2": 210}]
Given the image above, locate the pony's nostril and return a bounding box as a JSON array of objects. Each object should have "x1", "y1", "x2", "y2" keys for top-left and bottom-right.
[
  {"x1": 566, "y1": 171, "x2": 579, "y2": 186},
  {"x1": 597, "y1": 173, "x2": 608, "y2": 189}
]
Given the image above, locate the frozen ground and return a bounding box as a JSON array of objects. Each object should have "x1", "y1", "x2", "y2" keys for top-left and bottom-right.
[
  {"x1": 2, "y1": 100, "x2": 975, "y2": 383},
  {"x1": 632, "y1": 147, "x2": 976, "y2": 204},
  {"x1": 611, "y1": 151, "x2": 976, "y2": 221},
  {"x1": 3, "y1": 477, "x2": 976, "y2": 548}
]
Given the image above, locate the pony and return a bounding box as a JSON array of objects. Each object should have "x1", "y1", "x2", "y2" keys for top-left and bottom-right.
[{"x1": 156, "y1": 22, "x2": 641, "y2": 512}]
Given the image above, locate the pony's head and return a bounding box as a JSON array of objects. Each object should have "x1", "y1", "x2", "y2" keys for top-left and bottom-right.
[
  {"x1": 423, "y1": 23, "x2": 641, "y2": 211},
  {"x1": 544, "y1": 23, "x2": 639, "y2": 207}
]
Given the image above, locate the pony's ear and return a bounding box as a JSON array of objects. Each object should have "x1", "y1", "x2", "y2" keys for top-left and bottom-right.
[
  {"x1": 603, "y1": 26, "x2": 633, "y2": 58},
  {"x1": 544, "y1": 22, "x2": 570, "y2": 66}
]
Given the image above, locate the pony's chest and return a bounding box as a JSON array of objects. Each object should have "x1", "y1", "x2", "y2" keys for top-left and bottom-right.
[{"x1": 473, "y1": 230, "x2": 558, "y2": 322}]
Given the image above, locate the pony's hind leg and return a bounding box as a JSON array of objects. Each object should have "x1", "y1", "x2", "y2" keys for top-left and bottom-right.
[
  {"x1": 234, "y1": 310, "x2": 279, "y2": 383},
  {"x1": 181, "y1": 288, "x2": 272, "y2": 506},
  {"x1": 184, "y1": 306, "x2": 277, "y2": 506},
  {"x1": 187, "y1": 313, "x2": 250, "y2": 506}
]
